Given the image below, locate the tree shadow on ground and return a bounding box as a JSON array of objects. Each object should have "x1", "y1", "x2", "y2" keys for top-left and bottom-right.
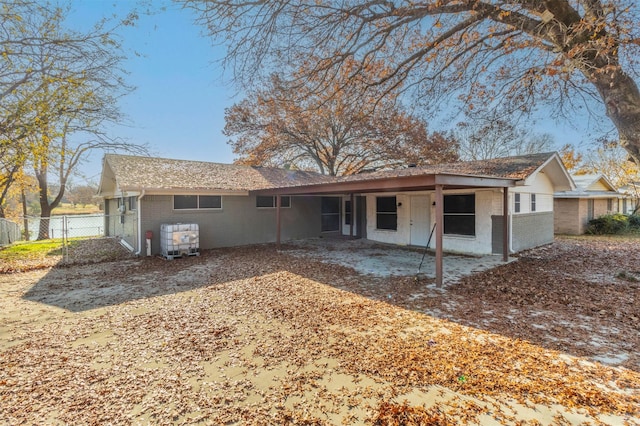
[{"x1": 19, "y1": 237, "x2": 640, "y2": 372}]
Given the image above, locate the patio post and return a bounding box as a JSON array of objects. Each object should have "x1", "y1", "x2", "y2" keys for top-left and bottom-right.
[
  {"x1": 503, "y1": 187, "x2": 509, "y2": 262},
  {"x1": 276, "y1": 195, "x2": 281, "y2": 249},
  {"x1": 435, "y1": 184, "x2": 443, "y2": 287},
  {"x1": 349, "y1": 193, "x2": 354, "y2": 238}
]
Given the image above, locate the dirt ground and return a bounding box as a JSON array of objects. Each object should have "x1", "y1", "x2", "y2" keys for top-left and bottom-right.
[{"x1": 0, "y1": 236, "x2": 639, "y2": 425}]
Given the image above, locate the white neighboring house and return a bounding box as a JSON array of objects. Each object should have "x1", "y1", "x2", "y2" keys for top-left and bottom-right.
[
  {"x1": 554, "y1": 174, "x2": 623, "y2": 235},
  {"x1": 618, "y1": 182, "x2": 640, "y2": 215}
]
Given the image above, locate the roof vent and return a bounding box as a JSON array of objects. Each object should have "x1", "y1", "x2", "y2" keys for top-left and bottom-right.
[{"x1": 407, "y1": 164, "x2": 417, "y2": 168}]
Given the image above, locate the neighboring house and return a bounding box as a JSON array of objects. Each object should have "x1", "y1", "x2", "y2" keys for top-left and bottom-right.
[
  {"x1": 618, "y1": 182, "x2": 640, "y2": 215},
  {"x1": 554, "y1": 174, "x2": 623, "y2": 235},
  {"x1": 98, "y1": 152, "x2": 572, "y2": 261}
]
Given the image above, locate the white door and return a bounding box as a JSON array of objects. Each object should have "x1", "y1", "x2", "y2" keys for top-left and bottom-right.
[
  {"x1": 342, "y1": 197, "x2": 356, "y2": 236},
  {"x1": 410, "y1": 196, "x2": 431, "y2": 246}
]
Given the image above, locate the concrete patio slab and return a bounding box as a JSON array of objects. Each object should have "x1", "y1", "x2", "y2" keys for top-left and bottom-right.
[{"x1": 285, "y1": 237, "x2": 515, "y2": 285}]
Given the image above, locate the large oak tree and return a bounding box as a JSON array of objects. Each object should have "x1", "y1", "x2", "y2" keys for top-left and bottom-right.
[
  {"x1": 225, "y1": 73, "x2": 458, "y2": 175},
  {"x1": 183, "y1": 0, "x2": 640, "y2": 163}
]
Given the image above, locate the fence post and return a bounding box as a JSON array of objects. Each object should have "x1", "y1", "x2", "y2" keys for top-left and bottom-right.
[{"x1": 64, "y1": 215, "x2": 69, "y2": 263}]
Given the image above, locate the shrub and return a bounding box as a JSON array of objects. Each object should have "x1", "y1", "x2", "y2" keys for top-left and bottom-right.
[
  {"x1": 586, "y1": 213, "x2": 628, "y2": 235},
  {"x1": 627, "y1": 214, "x2": 640, "y2": 231}
]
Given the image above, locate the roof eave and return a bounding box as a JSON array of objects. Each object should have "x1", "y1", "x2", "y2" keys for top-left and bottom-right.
[
  {"x1": 522, "y1": 152, "x2": 575, "y2": 191},
  {"x1": 252, "y1": 173, "x2": 518, "y2": 196}
]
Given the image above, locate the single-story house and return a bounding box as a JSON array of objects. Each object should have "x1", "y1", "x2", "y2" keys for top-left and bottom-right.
[
  {"x1": 98, "y1": 152, "x2": 573, "y2": 285},
  {"x1": 618, "y1": 183, "x2": 639, "y2": 215},
  {"x1": 554, "y1": 174, "x2": 623, "y2": 235}
]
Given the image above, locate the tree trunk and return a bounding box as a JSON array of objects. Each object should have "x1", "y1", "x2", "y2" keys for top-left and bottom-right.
[
  {"x1": 38, "y1": 204, "x2": 52, "y2": 240},
  {"x1": 593, "y1": 70, "x2": 640, "y2": 164},
  {"x1": 22, "y1": 188, "x2": 29, "y2": 241}
]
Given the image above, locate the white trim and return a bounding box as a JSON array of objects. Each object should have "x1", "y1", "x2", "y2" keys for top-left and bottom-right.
[{"x1": 135, "y1": 190, "x2": 145, "y2": 256}]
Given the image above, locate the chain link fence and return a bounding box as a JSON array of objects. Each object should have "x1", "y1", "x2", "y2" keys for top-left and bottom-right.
[
  {"x1": 22, "y1": 214, "x2": 106, "y2": 241},
  {"x1": 0, "y1": 218, "x2": 21, "y2": 247},
  {"x1": 2, "y1": 213, "x2": 140, "y2": 262}
]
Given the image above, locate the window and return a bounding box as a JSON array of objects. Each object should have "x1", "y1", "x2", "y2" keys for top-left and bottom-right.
[
  {"x1": 344, "y1": 200, "x2": 352, "y2": 225},
  {"x1": 514, "y1": 193, "x2": 521, "y2": 213},
  {"x1": 128, "y1": 196, "x2": 137, "y2": 211},
  {"x1": 587, "y1": 199, "x2": 595, "y2": 220},
  {"x1": 607, "y1": 198, "x2": 613, "y2": 212},
  {"x1": 530, "y1": 193, "x2": 536, "y2": 212},
  {"x1": 256, "y1": 195, "x2": 291, "y2": 208},
  {"x1": 174, "y1": 195, "x2": 222, "y2": 210},
  {"x1": 376, "y1": 196, "x2": 397, "y2": 230},
  {"x1": 199, "y1": 195, "x2": 222, "y2": 209},
  {"x1": 321, "y1": 197, "x2": 340, "y2": 232},
  {"x1": 444, "y1": 194, "x2": 475, "y2": 236}
]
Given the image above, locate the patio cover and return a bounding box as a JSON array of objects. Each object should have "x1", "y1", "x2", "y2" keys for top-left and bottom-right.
[{"x1": 252, "y1": 172, "x2": 519, "y2": 287}]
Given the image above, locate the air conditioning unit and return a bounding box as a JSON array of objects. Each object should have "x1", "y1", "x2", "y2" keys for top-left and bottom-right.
[{"x1": 160, "y1": 223, "x2": 200, "y2": 260}]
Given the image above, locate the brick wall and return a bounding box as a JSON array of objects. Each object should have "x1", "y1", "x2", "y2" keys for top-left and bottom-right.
[
  {"x1": 553, "y1": 198, "x2": 581, "y2": 235},
  {"x1": 512, "y1": 211, "x2": 554, "y2": 252},
  {"x1": 492, "y1": 212, "x2": 554, "y2": 253}
]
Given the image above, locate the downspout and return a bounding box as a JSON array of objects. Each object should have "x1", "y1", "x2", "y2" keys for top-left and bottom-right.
[
  {"x1": 135, "y1": 189, "x2": 146, "y2": 256},
  {"x1": 508, "y1": 191, "x2": 513, "y2": 253}
]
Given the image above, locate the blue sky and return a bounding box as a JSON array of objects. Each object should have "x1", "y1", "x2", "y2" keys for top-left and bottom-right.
[
  {"x1": 67, "y1": 0, "x2": 237, "y2": 183},
  {"x1": 65, "y1": 1, "x2": 601, "y2": 185}
]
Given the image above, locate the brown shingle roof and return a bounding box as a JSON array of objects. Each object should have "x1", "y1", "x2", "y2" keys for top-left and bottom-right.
[
  {"x1": 105, "y1": 152, "x2": 557, "y2": 193},
  {"x1": 104, "y1": 154, "x2": 334, "y2": 192},
  {"x1": 336, "y1": 152, "x2": 556, "y2": 184}
]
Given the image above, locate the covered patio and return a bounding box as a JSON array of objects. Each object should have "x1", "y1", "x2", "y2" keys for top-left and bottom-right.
[
  {"x1": 253, "y1": 172, "x2": 518, "y2": 287},
  {"x1": 284, "y1": 237, "x2": 515, "y2": 284}
]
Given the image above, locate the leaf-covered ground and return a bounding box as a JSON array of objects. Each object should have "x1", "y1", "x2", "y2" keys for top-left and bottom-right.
[
  {"x1": 0, "y1": 236, "x2": 638, "y2": 424},
  {"x1": 0, "y1": 237, "x2": 136, "y2": 273}
]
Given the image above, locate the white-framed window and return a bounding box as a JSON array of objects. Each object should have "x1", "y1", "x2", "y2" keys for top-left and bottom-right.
[
  {"x1": 128, "y1": 196, "x2": 137, "y2": 211},
  {"x1": 376, "y1": 196, "x2": 397, "y2": 231},
  {"x1": 444, "y1": 194, "x2": 475, "y2": 236},
  {"x1": 530, "y1": 193, "x2": 536, "y2": 212},
  {"x1": 607, "y1": 198, "x2": 613, "y2": 212},
  {"x1": 256, "y1": 195, "x2": 291, "y2": 208},
  {"x1": 514, "y1": 193, "x2": 521, "y2": 213},
  {"x1": 174, "y1": 195, "x2": 222, "y2": 210}
]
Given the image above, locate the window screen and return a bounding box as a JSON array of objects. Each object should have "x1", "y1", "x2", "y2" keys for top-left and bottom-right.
[
  {"x1": 321, "y1": 197, "x2": 340, "y2": 231},
  {"x1": 200, "y1": 195, "x2": 222, "y2": 209},
  {"x1": 174, "y1": 195, "x2": 221, "y2": 210},
  {"x1": 530, "y1": 194, "x2": 536, "y2": 212},
  {"x1": 376, "y1": 196, "x2": 397, "y2": 230},
  {"x1": 174, "y1": 195, "x2": 198, "y2": 209},
  {"x1": 256, "y1": 196, "x2": 290, "y2": 208},
  {"x1": 443, "y1": 194, "x2": 475, "y2": 236}
]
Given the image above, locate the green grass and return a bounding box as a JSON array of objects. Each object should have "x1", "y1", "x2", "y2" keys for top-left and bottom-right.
[{"x1": 0, "y1": 238, "x2": 82, "y2": 261}]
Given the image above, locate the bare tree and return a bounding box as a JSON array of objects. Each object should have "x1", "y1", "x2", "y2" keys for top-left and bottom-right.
[
  {"x1": 182, "y1": 0, "x2": 640, "y2": 163},
  {"x1": 225, "y1": 73, "x2": 457, "y2": 175},
  {"x1": 455, "y1": 117, "x2": 555, "y2": 160},
  {"x1": 0, "y1": 1, "x2": 147, "y2": 237}
]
